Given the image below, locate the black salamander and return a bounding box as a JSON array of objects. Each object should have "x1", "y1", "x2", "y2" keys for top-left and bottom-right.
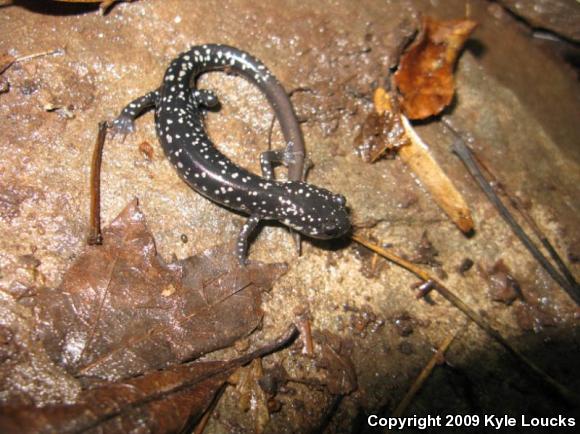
[{"x1": 113, "y1": 44, "x2": 350, "y2": 264}]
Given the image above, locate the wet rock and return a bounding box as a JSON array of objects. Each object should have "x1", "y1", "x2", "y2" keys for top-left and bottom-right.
[{"x1": 498, "y1": 0, "x2": 580, "y2": 42}]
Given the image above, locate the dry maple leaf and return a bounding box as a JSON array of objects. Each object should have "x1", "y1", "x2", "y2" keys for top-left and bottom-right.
[
  {"x1": 0, "y1": 327, "x2": 298, "y2": 434},
  {"x1": 394, "y1": 17, "x2": 477, "y2": 120},
  {"x1": 35, "y1": 199, "x2": 288, "y2": 381}
]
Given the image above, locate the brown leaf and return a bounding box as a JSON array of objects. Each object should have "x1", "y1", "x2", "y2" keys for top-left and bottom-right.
[
  {"x1": 35, "y1": 199, "x2": 288, "y2": 381},
  {"x1": 0, "y1": 361, "x2": 225, "y2": 434},
  {"x1": 487, "y1": 260, "x2": 522, "y2": 304},
  {"x1": 316, "y1": 333, "x2": 357, "y2": 395},
  {"x1": 354, "y1": 89, "x2": 409, "y2": 163},
  {"x1": 394, "y1": 17, "x2": 477, "y2": 119},
  {"x1": 0, "y1": 327, "x2": 298, "y2": 434},
  {"x1": 232, "y1": 359, "x2": 270, "y2": 433},
  {"x1": 138, "y1": 141, "x2": 154, "y2": 160},
  {"x1": 398, "y1": 115, "x2": 474, "y2": 233},
  {"x1": 367, "y1": 87, "x2": 474, "y2": 233}
]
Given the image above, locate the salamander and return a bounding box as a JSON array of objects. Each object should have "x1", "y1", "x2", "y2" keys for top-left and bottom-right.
[{"x1": 112, "y1": 44, "x2": 350, "y2": 264}]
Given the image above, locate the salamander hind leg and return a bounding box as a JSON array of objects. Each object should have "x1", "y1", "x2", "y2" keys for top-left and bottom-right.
[
  {"x1": 236, "y1": 214, "x2": 261, "y2": 265},
  {"x1": 260, "y1": 147, "x2": 311, "y2": 180},
  {"x1": 111, "y1": 88, "x2": 161, "y2": 135},
  {"x1": 260, "y1": 149, "x2": 286, "y2": 180}
]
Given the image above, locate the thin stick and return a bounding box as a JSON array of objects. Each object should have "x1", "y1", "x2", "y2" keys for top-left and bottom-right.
[
  {"x1": 193, "y1": 384, "x2": 226, "y2": 434},
  {"x1": 295, "y1": 316, "x2": 314, "y2": 356},
  {"x1": 392, "y1": 328, "x2": 460, "y2": 417},
  {"x1": 87, "y1": 121, "x2": 107, "y2": 245},
  {"x1": 351, "y1": 233, "x2": 579, "y2": 406},
  {"x1": 472, "y1": 152, "x2": 578, "y2": 291},
  {"x1": 78, "y1": 325, "x2": 299, "y2": 433},
  {"x1": 1, "y1": 48, "x2": 63, "y2": 75},
  {"x1": 14, "y1": 48, "x2": 63, "y2": 63},
  {"x1": 445, "y1": 125, "x2": 579, "y2": 304}
]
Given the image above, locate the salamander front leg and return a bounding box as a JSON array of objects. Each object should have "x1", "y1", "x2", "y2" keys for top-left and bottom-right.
[
  {"x1": 111, "y1": 88, "x2": 161, "y2": 135},
  {"x1": 236, "y1": 214, "x2": 261, "y2": 265},
  {"x1": 190, "y1": 89, "x2": 220, "y2": 109}
]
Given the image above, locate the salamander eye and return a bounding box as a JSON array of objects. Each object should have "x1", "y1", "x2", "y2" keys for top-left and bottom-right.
[{"x1": 334, "y1": 194, "x2": 346, "y2": 206}]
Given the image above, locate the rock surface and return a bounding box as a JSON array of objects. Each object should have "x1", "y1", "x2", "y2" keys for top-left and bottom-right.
[
  {"x1": 498, "y1": 0, "x2": 580, "y2": 41},
  {"x1": 0, "y1": 0, "x2": 579, "y2": 432}
]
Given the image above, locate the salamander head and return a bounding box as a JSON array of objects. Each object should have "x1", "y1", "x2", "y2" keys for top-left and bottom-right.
[{"x1": 276, "y1": 181, "x2": 351, "y2": 240}]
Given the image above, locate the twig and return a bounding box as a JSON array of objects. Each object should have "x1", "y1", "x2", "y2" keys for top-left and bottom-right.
[
  {"x1": 443, "y1": 122, "x2": 579, "y2": 305},
  {"x1": 14, "y1": 48, "x2": 63, "y2": 63},
  {"x1": 87, "y1": 122, "x2": 107, "y2": 245},
  {"x1": 1, "y1": 48, "x2": 63, "y2": 75},
  {"x1": 351, "y1": 233, "x2": 579, "y2": 406},
  {"x1": 392, "y1": 327, "x2": 461, "y2": 417},
  {"x1": 472, "y1": 151, "x2": 578, "y2": 292},
  {"x1": 193, "y1": 384, "x2": 226, "y2": 434},
  {"x1": 78, "y1": 325, "x2": 299, "y2": 433},
  {"x1": 295, "y1": 315, "x2": 314, "y2": 356},
  {"x1": 310, "y1": 394, "x2": 344, "y2": 434}
]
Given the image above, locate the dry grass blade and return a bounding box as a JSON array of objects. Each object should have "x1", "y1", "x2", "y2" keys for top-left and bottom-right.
[{"x1": 392, "y1": 327, "x2": 462, "y2": 417}]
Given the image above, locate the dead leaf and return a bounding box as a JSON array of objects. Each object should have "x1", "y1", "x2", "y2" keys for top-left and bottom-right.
[
  {"x1": 315, "y1": 333, "x2": 357, "y2": 395},
  {"x1": 0, "y1": 326, "x2": 298, "y2": 434},
  {"x1": 368, "y1": 87, "x2": 474, "y2": 233},
  {"x1": 394, "y1": 17, "x2": 477, "y2": 119},
  {"x1": 354, "y1": 89, "x2": 409, "y2": 162},
  {"x1": 35, "y1": 199, "x2": 288, "y2": 381},
  {"x1": 0, "y1": 362, "x2": 225, "y2": 433},
  {"x1": 0, "y1": 292, "x2": 81, "y2": 407},
  {"x1": 411, "y1": 230, "x2": 442, "y2": 267},
  {"x1": 231, "y1": 359, "x2": 270, "y2": 433},
  {"x1": 138, "y1": 141, "x2": 154, "y2": 160},
  {"x1": 399, "y1": 115, "x2": 474, "y2": 233},
  {"x1": 288, "y1": 332, "x2": 357, "y2": 396},
  {"x1": 487, "y1": 260, "x2": 522, "y2": 304}
]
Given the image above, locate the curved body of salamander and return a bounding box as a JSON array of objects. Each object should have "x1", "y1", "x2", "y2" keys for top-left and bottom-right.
[{"x1": 113, "y1": 44, "x2": 350, "y2": 263}]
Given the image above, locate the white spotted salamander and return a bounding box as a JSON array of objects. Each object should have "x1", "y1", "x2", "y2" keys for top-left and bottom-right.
[{"x1": 112, "y1": 44, "x2": 350, "y2": 264}]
